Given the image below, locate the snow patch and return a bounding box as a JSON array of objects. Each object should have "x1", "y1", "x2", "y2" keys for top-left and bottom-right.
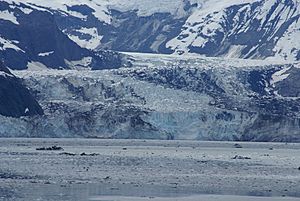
[
  {"x1": 108, "y1": 0, "x2": 195, "y2": 18},
  {"x1": 64, "y1": 57, "x2": 93, "y2": 69},
  {"x1": 0, "y1": 70, "x2": 14, "y2": 78},
  {"x1": 19, "y1": 7, "x2": 33, "y2": 14},
  {"x1": 224, "y1": 45, "x2": 248, "y2": 58},
  {"x1": 38, "y1": 51, "x2": 54, "y2": 57},
  {"x1": 0, "y1": 37, "x2": 24, "y2": 52},
  {"x1": 24, "y1": 108, "x2": 30, "y2": 114},
  {"x1": 26, "y1": 61, "x2": 49, "y2": 71},
  {"x1": 270, "y1": 67, "x2": 291, "y2": 86},
  {"x1": 0, "y1": 10, "x2": 19, "y2": 25},
  {"x1": 67, "y1": 27, "x2": 102, "y2": 50}
]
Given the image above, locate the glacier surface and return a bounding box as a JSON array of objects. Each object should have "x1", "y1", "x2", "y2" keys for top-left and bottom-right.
[{"x1": 0, "y1": 53, "x2": 297, "y2": 141}]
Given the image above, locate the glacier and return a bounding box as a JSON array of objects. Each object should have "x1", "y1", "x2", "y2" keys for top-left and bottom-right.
[{"x1": 0, "y1": 53, "x2": 296, "y2": 141}]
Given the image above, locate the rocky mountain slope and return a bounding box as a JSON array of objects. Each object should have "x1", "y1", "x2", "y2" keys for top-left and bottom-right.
[
  {"x1": 2, "y1": 0, "x2": 300, "y2": 61},
  {"x1": 0, "y1": 1, "x2": 128, "y2": 70},
  {"x1": 168, "y1": 0, "x2": 300, "y2": 60},
  {"x1": 0, "y1": 62, "x2": 43, "y2": 117}
]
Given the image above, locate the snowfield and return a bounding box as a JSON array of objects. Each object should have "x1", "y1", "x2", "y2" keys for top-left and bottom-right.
[{"x1": 0, "y1": 138, "x2": 299, "y2": 201}]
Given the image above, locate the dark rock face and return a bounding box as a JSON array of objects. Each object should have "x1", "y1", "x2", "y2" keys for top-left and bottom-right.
[
  {"x1": 0, "y1": 63, "x2": 43, "y2": 117},
  {"x1": 98, "y1": 10, "x2": 186, "y2": 54},
  {"x1": 275, "y1": 67, "x2": 300, "y2": 97}
]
